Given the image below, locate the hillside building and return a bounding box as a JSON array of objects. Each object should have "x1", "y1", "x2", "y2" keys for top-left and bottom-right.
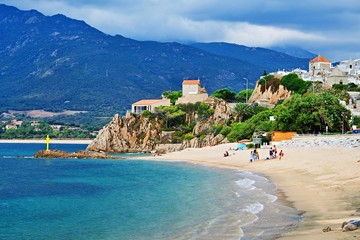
[
  {"x1": 308, "y1": 55, "x2": 332, "y2": 83},
  {"x1": 131, "y1": 98, "x2": 171, "y2": 114},
  {"x1": 175, "y1": 79, "x2": 208, "y2": 104}
]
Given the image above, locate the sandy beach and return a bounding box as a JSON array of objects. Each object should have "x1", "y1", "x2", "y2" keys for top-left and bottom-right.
[{"x1": 138, "y1": 138, "x2": 360, "y2": 239}]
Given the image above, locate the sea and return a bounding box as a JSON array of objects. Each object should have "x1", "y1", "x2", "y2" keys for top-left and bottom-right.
[{"x1": 0, "y1": 143, "x2": 301, "y2": 240}]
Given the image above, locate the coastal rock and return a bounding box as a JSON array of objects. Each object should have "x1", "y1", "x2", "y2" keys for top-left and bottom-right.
[
  {"x1": 248, "y1": 81, "x2": 292, "y2": 107},
  {"x1": 87, "y1": 99, "x2": 235, "y2": 154},
  {"x1": 87, "y1": 114, "x2": 163, "y2": 153},
  {"x1": 34, "y1": 150, "x2": 116, "y2": 159}
]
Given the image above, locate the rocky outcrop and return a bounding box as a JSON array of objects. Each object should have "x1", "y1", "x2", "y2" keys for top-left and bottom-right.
[
  {"x1": 87, "y1": 99, "x2": 233, "y2": 153},
  {"x1": 87, "y1": 114, "x2": 163, "y2": 152},
  {"x1": 248, "y1": 82, "x2": 292, "y2": 107},
  {"x1": 34, "y1": 150, "x2": 116, "y2": 159}
]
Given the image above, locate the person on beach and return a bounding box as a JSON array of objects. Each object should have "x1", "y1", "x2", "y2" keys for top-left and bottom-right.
[
  {"x1": 269, "y1": 148, "x2": 273, "y2": 159},
  {"x1": 249, "y1": 151, "x2": 254, "y2": 162},
  {"x1": 341, "y1": 219, "x2": 360, "y2": 231},
  {"x1": 253, "y1": 149, "x2": 258, "y2": 160},
  {"x1": 273, "y1": 145, "x2": 277, "y2": 157},
  {"x1": 279, "y1": 150, "x2": 284, "y2": 160},
  {"x1": 223, "y1": 151, "x2": 229, "y2": 157}
]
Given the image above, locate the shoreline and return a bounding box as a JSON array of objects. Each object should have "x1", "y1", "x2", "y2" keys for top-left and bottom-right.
[
  {"x1": 0, "y1": 139, "x2": 92, "y2": 144},
  {"x1": 136, "y1": 141, "x2": 360, "y2": 239}
]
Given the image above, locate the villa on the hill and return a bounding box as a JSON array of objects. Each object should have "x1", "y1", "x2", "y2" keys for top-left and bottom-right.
[
  {"x1": 131, "y1": 98, "x2": 171, "y2": 114},
  {"x1": 175, "y1": 79, "x2": 208, "y2": 104},
  {"x1": 269, "y1": 55, "x2": 360, "y2": 87},
  {"x1": 131, "y1": 79, "x2": 209, "y2": 114}
]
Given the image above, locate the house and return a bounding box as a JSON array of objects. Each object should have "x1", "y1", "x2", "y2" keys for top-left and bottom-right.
[
  {"x1": 11, "y1": 119, "x2": 23, "y2": 126},
  {"x1": 131, "y1": 98, "x2": 171, "y2": 114},
  {"x1": 176, "y1": 79, "x2": 209, "y2": 104},
  {"x1": 327, "y1": 67, "x2": 349, "y2": 86},
  {"x1": 31, "y1": 121, "x2": 40, "y2": 127},
  {"x1": 50, "y1": 125, "x2": 63, "y2": 131},
  {"x1": 309, "y1": 55, "x2": 332, "y2": 84},
  {"x1": 5, "y1": 124, "x2": 17, "y2": 130}
]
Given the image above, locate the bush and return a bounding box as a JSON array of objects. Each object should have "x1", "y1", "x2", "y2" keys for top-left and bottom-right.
[
  {"x1": 210, "y1": 88, "x2": 237, "y2": 102},
  {"x1": 142, "y1": 110, "x2": 151, "y2": 117},
  {"x1": 280, "y1": 73, "x2": 311, "y2": 95},
  {"x1": 182, "y1": 133, "x2": 195, "y2": 141},
  {"x1": 211, "y1": 124, "x2": 223, "y2": 136},
  {"x1": 246, "y1": 143, "x2": 254, "y2": 149},
  {"x1": 220, "y1": 126, "x2": 231, "y2": 136}
]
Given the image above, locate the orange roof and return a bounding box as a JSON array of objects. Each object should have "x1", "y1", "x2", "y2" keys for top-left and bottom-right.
[
  {"x1": 132, "y1": 99, "x2": 168, "y2": 105},
  {"x1": 310, "y1": 55, "x2": 331, "y2": 63},
  {"x1": 183, "y1": 80, "x2": 200, "y2": 85},
  {"x1": 200, "y1": 87, "x2": 206, "y2": 93}
]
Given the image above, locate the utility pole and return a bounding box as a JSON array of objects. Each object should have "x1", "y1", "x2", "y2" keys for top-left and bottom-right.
[
  {"x1": 341, "y1": 112, "x2": 345, "y2": 134},
  {"x1": 243, "y1": 77, "x2": 248, "y2": 103}
]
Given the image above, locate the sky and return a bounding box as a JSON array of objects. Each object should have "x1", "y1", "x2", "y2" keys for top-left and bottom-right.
[{"x1": 2, "y1": 0, "x2": 360, "y2": 61}]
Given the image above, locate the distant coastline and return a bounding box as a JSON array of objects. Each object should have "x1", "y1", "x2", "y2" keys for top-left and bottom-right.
[{"x1": 0, "y1": 139, "x2": 92, "y2": 144}]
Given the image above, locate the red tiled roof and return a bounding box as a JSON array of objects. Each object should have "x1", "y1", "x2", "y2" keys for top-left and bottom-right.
[
  {"x1": 183, "y1": 80, "x2": 200, "y2": 85},
  {"x1": 310, "y1": 55, "x2": 331, "y2": 63},
  {"x1": 132, "y1": 99, "x2": 168, "y2": 105}
]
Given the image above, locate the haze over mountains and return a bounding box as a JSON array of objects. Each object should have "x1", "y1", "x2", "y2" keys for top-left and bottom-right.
[{"x1": 0, "y1": 4, "x2": 314, "y2": 115}]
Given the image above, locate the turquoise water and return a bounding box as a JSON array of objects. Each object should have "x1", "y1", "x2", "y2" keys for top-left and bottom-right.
[{"x1": 0, "y1": 143, "x2": 301, "y2": 240}]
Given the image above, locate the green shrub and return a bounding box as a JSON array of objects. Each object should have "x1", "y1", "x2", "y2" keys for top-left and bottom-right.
[
  {"x1": 182, "y1": 133, "x2": 195, "y2": 140},
  {"x1": 211, "y1": 124, "x2": 223, "y2": 135},
  {"x1": 199, "y1": 134, "x2": 207, "y2": 139},
  {"x1": 142, "y1": 110, "x2": 151, "y2": 117},
  {"x1": 220, "y1": 126, "x2": 231, "y2": 136},
  {"x1": 280, "y1": 73, "x2": 311, "y2": 95},
  {"x1": 246, "y1": 143, "x2": 254, "y2": 149},
  {"x1": 210, "y1": 88, "x2": 236, "y2": 102}
]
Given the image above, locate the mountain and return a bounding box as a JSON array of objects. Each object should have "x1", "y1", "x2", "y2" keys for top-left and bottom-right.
[
  {"x1": 0, "y1": 4, "x2": 311, "y2": 116},
  {"x1": 270, "y1": 46, "x2": 317, "y2": 59},
  {"x1": 191, "y1": 42, "x2": 312, "y2": 73}
]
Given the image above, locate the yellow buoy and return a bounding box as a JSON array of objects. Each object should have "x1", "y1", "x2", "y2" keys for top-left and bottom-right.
[{"x1": 46, "y1": 134, "x2": 50, "y2": 151}]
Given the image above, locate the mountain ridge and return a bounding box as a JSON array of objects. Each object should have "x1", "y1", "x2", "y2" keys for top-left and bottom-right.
[{"x1": 0, "y1": 4, "x2": 312, "y2": 116}]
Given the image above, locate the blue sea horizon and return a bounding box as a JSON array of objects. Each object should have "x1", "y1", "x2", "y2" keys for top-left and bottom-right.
[{"x1": 0, "y1": 143, "x2": 301, "y2": 239}]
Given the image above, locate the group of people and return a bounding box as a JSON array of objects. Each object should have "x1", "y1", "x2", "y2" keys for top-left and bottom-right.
[
  {"x1": 248, "y1": 146, "x2": 284, "y2": 162},
  {"x1": 268, "y1": 145, "x2": 284, "y2": 160},
  {"x1": 249, "y1": 149, "x2": 259, "y2": 162},
  {"x1": 223, "y1": 145, "x2": 284, "y2": 162}
]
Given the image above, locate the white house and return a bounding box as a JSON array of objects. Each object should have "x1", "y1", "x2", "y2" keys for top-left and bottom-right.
[
  {"x1": 131, "y1": 98, "x2": 171, "y2": 114},
  {"x1": 309, "y1": 55, "x2": 332, "y2": 83}
]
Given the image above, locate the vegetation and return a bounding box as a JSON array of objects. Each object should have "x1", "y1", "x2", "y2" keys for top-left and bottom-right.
[
  {"x1": 210, "y1": 88, "x2": 237, "y2": 102},
  {"x1": 280, "y1": 73, "x2": 312, "y2": 94},
  {"x1": 161, "y1": 91, "x2": 182, "y2": 105},
  {"x1": 352, "y1": 116, "x2": 360, "y2": 127},
  {"x1": 235, "y1": 89, "x2": 254, "y2": 103},
  {"x1": 332, "y1": 83, "x2": 360, "y2": 92},
  {"x1": 2, "y1": 70, "x2": 358, "y2": 141},
  {"x1": 0, "y1": 120, "x2": 96, "y2": 139},
  {"x1": 273, "y1": 93, "x2": 350, "y2": 133}
]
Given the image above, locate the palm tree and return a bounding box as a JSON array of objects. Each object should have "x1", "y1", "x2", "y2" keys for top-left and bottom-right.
[{"x1": 233, "y1": 103, "x2": 251, "y2": 122}]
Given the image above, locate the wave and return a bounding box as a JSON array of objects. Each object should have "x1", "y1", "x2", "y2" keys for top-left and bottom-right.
[
  {"x1": 243, "y1": 202, "x2": 264, "y2": 214},
  {"x1": 235, "y1": 178, "x2": 256, "y2": 190}
]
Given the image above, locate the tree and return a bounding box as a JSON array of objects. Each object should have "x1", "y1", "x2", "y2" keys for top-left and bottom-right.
[
  {"x1": 233, "y1": 103, "x2": 251, "y2": 122},
  {"x1": 210, "y1": 88, "x2": 236, "y2": 102},
  {"x1": 161, "y1": 90, "x2": 182, "y2": 105},
  {"x1": 235, "y1": 89, "x2": 254, "y2": 103},
  {"x1": 273, "y1": 93, "x2": 351, "y2": 133},
  {"x1": 280, "y1": 73, "x2": 311, "y2": 95}
]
